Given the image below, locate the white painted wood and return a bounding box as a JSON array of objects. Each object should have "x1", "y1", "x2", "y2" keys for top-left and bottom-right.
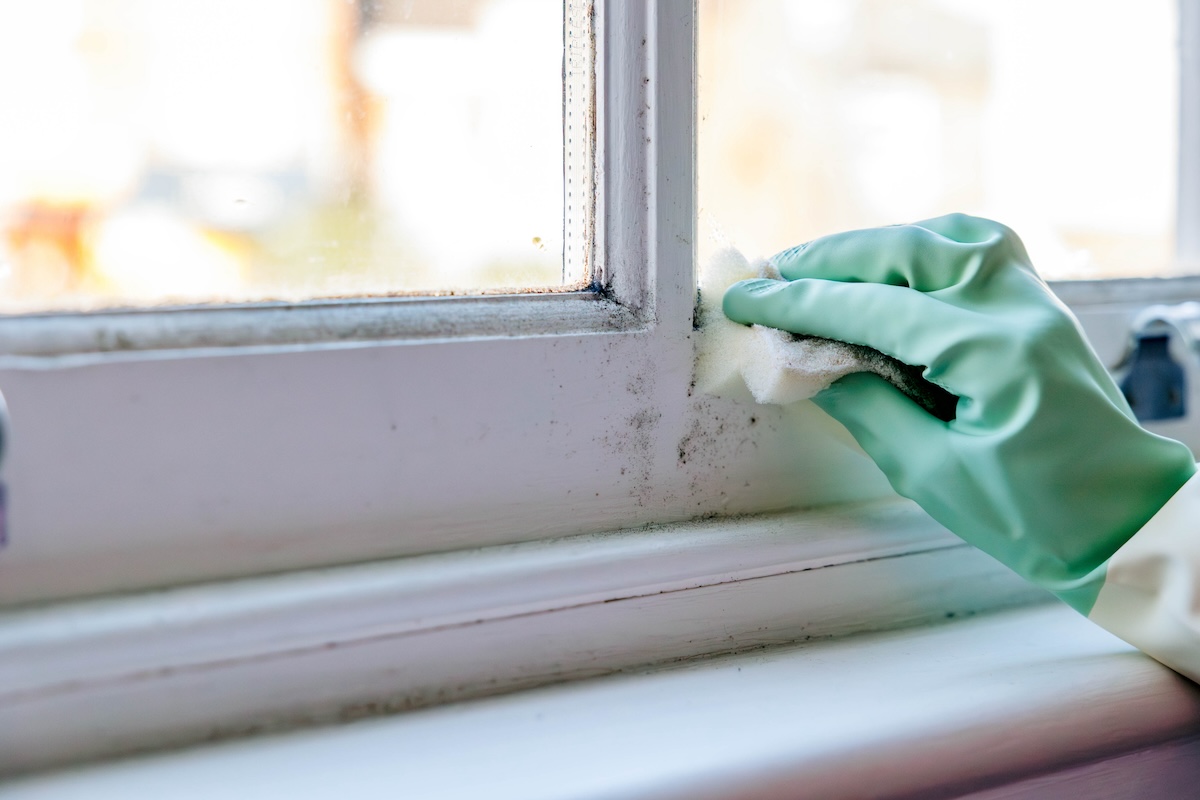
[
  {"x1": 0, "y1": 500, "x2": 954, "y2": 693},
  {"x1": 0, "y1": 292, "x2": 639, "y2": 362},
  {"x1": 1, "y1": 0, "x2": 1196, "y2": 612},
  {"x1": 1179, "y1": 0, "x2": 1200, "y2": 267},
  {"x1": 0, "y1": 499, "x2": 954, "y2": 689},
  {"x1": 7, "y1": 606, "x2": 1200, "y2": 799},
  {"x1": 0, "y1": 1, "x2": 907, "y2": 605},
  {"x1": 0, "y1": 500, "x2": 1049, "y2": 775}
]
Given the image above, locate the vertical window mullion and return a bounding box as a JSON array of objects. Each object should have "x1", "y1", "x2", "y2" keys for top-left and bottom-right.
[
  {"x1": 596, "y1": 0, "x2": 696, "y2": 326},
  {"x1": 1178, "y1": 0, "x2": 1200, "y2": 267}
]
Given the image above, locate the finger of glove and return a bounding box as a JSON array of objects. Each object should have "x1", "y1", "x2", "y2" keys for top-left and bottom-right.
[
  {"x1": 770, "y1": 222, "x2": 1006, "y2": 291},
  {"x1": 723, "y1": 277, "x2": 982, "y2": 386},
  {"x1": 906, "y1": 213, "x2": 1015, "y2": 246},
  {"x1": 908, "y1": 213, "x2": 1042, "y2": 282},
  {"x1": 813, "y1": 372, "x2": 950, "y2": 496}
]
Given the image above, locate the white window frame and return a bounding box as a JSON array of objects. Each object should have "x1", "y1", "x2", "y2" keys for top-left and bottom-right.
[
  {"x1": 0, "y1": 0, "x2": 901, "y2": 607},
  {"x1": 5, "y1": 0, "x2": 1200, "y2": 779},
  {"x1": 3, "y1": 7, "x2": 1000, "y2": 773},
  {"x1": 2, "y1": 1, "x2": 1194, "y2": 607},
  {"x1": 1179, "y1": 0, "x2": 1200, "y2": 267}
]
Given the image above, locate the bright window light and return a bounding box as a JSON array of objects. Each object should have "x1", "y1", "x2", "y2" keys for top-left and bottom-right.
[
  {"x1": 699, "y1": 0, "x2": 1179, "y2": 281},
  {"x1": 0, "y1": 0, "x2": 588, "y2": 312}
]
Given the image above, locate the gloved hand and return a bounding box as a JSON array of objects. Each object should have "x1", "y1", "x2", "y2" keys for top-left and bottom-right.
[{"x1": 723, "y1": 213, "x2": 1197, "y2": 612}]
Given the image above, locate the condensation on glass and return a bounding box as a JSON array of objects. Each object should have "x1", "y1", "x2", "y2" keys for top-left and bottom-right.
[
  {"x1": 699, "y1": 0, "x2": 1180, "y2": 281},
  {"x1": 0, "y1": 0, "x2": 593, "y2": 313}
]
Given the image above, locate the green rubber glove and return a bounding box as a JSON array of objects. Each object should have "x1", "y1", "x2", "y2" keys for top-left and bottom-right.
[{"x1": 723, "y1": 214, "x2": 1197, "y2": 613}]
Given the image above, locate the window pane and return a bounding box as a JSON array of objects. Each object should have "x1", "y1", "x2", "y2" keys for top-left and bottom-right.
[
  {"x1": 699, "y1": 0, "x2": 1179, "y2": 280},
  {"x1": 0, "y1": 0, "x2": 589, "y2": 313}
]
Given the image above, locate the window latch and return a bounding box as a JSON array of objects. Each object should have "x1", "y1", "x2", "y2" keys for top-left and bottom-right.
[
  {"x1": 1117, "y1": 302, "x2": 1200, "y2": 422},
  {"x1": 1121, "y1": 333, "x2": 1186, "y2": 421}
]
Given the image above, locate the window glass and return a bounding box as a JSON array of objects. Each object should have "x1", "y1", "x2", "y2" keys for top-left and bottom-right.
[
  {"x1": 699, "y1": 0, "x2": 1179, "y2": 280},
  {"x1": 0, "y1": 0, "x2": 588, "y2": 313}
]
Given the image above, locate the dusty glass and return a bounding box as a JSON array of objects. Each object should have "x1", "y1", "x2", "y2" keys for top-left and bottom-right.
[{"x1": 0, "y1": 0, "x2": 591, "y2": 313}]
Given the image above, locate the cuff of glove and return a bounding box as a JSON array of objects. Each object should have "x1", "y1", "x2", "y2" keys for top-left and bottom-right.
[{"x1": 1086, "y1": 468, "x2": 1200, "y2": 684}]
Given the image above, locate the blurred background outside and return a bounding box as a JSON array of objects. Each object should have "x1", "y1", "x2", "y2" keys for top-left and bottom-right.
[
  {"x1": 699, "y1": 0, "x2": 1181, "y2": 281},
  {"x1": 0, "y1": 0, "x2": 585, "y2": 313},
  {"x1": 0, "y1": 1, "x2": 1182, "y2": 314}
]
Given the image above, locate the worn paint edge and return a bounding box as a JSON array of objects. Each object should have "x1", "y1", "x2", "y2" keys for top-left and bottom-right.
[
  {"x1": 0, "y1": 499, "x2": 1054, "y2": 775},
  {"x1": 0, "y1": 498, "x2": 957, "y2": 694},
  {"x1": 0, "y1": 291, "x2": 651, "y2": 366}
]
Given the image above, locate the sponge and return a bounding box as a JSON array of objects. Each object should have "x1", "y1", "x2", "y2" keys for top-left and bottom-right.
[{"x1": 695, "y1": 247, "x2": 957, "y2": 421}]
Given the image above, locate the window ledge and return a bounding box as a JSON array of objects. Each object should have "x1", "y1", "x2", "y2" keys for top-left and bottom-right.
[
  {"x1": 8, "y1": 605, "x2": 1200, "y2": 799},
  {"x1": 0, "y1": 499, "x2": 1045, "y2": 776}
]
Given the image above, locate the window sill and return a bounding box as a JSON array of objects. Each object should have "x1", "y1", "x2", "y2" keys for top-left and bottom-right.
[
  {"x1": 9, "y1": 605, "x2": 1200, "y2": 799},
  {"x1": 1, "y1": 499, "x2": 1043, "y2": 776}
]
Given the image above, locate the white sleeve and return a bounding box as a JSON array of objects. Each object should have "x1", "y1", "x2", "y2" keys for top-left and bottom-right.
[{"x1": 1089, "y1": 469, "x2": 1200, "y2": 683}]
